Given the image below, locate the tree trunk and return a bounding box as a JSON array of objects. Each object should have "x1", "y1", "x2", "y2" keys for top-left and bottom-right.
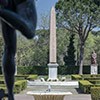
[{"x1": 79, "y1": 42, "x2": 85, "y2": 75}]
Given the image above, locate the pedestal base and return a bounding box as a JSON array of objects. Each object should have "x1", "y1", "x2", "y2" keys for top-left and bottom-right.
[
  {"x1": 48, "y1": 63, "x2": 58, "y2": 81},
  {"x1": 91, "y1": 64, "x2": 98, "y2": 75}
]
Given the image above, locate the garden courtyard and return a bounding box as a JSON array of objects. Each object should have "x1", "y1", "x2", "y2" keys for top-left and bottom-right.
[
  {"x1": 0, "y1": 0, "x2": 100, "y2": 100},
  {"x1": 14, "y1": 75, "x2": 91, "y2": 100}
]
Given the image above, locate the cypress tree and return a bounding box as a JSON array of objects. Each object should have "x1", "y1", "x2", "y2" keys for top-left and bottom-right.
[{"x1": 63, "y1": 34, "x2": 76, "y2": 67}]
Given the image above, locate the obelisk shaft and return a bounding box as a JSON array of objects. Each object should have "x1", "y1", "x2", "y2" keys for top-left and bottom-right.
[
  {"x1": 50, "y1": 7, "x2": 56, "y2": 63},
  {"x1": 48, "y1": 7, "x2": 58, "y2": 81}
]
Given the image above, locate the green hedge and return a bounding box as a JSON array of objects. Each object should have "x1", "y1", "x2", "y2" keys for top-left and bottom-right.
[
  {"x1": 17, "y1": 66, "x2": 48, "y2": 75},
  {"x1": 0, "y1": 80, "x2": 27, "y2": 94},
  {"x1": 0, "y1": 79, "x2": 5, "y2": 84},
  {"x1": 83, "y1": 77, "x2": 100, "y2": 80},
  {"x1": 14, "y1": 80, "x2": 27, "y2": 93},
  {"x1": 0, "y1": 75, "x2": 4, "y2": 80},
  {"x1": 27, "y1": 75, "x2": 38, "y2": 81},
  {"x1": 0, "y1": 65, "x2": 100, "y2": 75},
  {"x1": 89, "y1": 80, "x2": 100, "y2": 85},
  {"x1": 72, "y1": 74, "x2": 100, "y2": 80},
  {"x1": 0, "y1": 87, "x2": 7, "y2": 92},
  {"x1": 15, "y1": 75, "x2": 29, "y2": 81},
  {"x1": 91, "y1": 87, "x2": 100, "y2": 100},
  {"x1": 79, "y1": 80, "x2": 93, "y2": 93},
  {"x1": 71, "y1": 75, "x2": 82, "y2": 80}
]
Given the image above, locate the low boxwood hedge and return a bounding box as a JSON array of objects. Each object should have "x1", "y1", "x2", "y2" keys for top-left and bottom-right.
[
  {"x1": 79, "y1": 80, "x2": 93, "y2": 93},
  {"x1": 15, "y1": 75, "x2": 29, "y2": 81},
  {"x1": 91, "y1": 87, "x2": 100, "y2": 100},
  {"x1": 71, "y1": 75, "x2": 82, "y2": 80},
  {"x1": 27, "y1": 75, "x2": 38, "y2": 81},
  {"x1": 0, "y1": 79, "x2": 5, "y2": 84},
  {"x1": 83, "y1": 77, "x2": 100, "y2": 81},
  {"x1": 89, "y1": 80, "x2": 100, "y2": 85},
  {"x1": 14, "y1": 80, "x2": 27, "y2": 93}
]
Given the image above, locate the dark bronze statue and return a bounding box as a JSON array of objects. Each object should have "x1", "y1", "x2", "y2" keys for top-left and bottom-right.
[{"x1": 0, "y1": 0, "x2": 37, "y2": 100}]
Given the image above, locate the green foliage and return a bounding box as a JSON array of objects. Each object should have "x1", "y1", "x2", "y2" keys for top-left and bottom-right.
[
  {"x1": 56, "y1": 0, "x2": 100, "y2": 30},
  {"x1": 57, "y1": 29, "x2": 70, "y2": 65},
  {"x1": 79, "y1": 80, "x2": 93, "y2": 93},
  {"x1": 27, "y1": 75, "x2": 38, "y2": 81},
  {"x1": 84, "y1": 33, "x2": 96, "y2": 64},
  {"x1": 55, "y1": 0, "x2": 100, "y2": 74},
  {"x1": 93, "y1": 35, "x2": 100, "y2": 65},
  {"x1": 17, "y1": 66, "x2": 33, "y2": 75},
  {"x1": 17, "y1": 66, "x2": 48, "y2": 75},
  {"x1": 0, "y1": 80, "x2": 5, "y2": 84},
  {"x1": 71, "y1": 75, "x2": 82, "y2": 80},
  {"x1": 17, "y1": 36, "x2": 36, "y2": 67},
  {"x1": 63, "y1": 34, "x2": 76, "y2": 66},
  {"x1": 15, "y1": 75, "x2": 29, "y2": 81},
  {"x1": 14, "y1": 80, "x2": 27, "y2": 93},
  {"x1": 90, "y1": 80, "x2": 100, "y2": 85},
  {"x1": 91, "y1": 87, "x2": 100, "y2": 100}
]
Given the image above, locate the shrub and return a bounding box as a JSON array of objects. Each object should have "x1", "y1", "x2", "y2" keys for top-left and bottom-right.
[
  {"x1": 15, "y1": 75, "x2": 29, "y2": 81},
  {"x1": 0, "y1": 87, "x2": 7, "y2": 92},
  {"x1": 79, "y1": 80, "x2": 93, "y2": 93},
  {"x1": 0, "y1": 75, "x2": 4, "y2": 80},
  {"x1": 71, "y1": 75, "x2": 82, "y2": 80},
  {"x1": 89, "y1": 80, "x2": 100, "y2": 85},
  {"x1": 91, "y1": 87, "x2": 100, "y2": 100},
  {"x1": 17, "y1": 66, "x2": 48, "y2": 75},
  {"x1": 14, "y1": 80, "x2": 27, "y2": 93},
  {"x1": 0, "y1": 79, "x2": 5, "y2": 84},
  {"x1": 27, "y1": 75, "x2": 38, "y2": 81},
  {"x1": 83, "y1": 77, "x2": 100, "y2": 81}
]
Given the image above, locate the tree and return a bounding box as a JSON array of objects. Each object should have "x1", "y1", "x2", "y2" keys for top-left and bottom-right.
[
  {"x1": 63, "y1": 34, "x2": 76, "y2": 66},
  {"x1": 57, "y1": 28, "x2": 70, "y2": 65},
  {"x1": 17, "y1": 35, "x2": 35, "y2": 66},
  {"x1": 55, "y1": 0, "x2": 100, "y2": 74}
]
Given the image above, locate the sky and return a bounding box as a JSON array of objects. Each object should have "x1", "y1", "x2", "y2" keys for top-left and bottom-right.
[{"x1": 36, "y1": 0, "x2": 58, "y2": 28}]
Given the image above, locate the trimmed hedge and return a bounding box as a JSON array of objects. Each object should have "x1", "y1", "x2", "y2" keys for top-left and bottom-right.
[
  {"x1": 17, "y1": 66, "x2": 48, "y2": 75},
  {"x1": 91, "y1": 87, "x2": 100, "y2": 100},
  {"x1": 79, "y1": 80, "x2": 93, "y2": 93},
  {"x1": 0, "y1": 79, "x2": 5, "y2": 84},
  {"x1": 15, "y1": 75, "x2": 29, "y2": 81},
  {"x1": 14, "y1": 80, "x2": 27, "y2": 93},
  {"x1": 72, "y1": 74, "x2": 100, "y2": 80},
  {"x1": 89, "y1": 80, "x2": 100, "y2": 85},
  {"x1": 27, "y1": 75, "x2": 38, "y2": 81},
  {"x1": 0, "y1": 80, "x2": 27, "y2": 94},
  {"x1": 0, "y1": 65, "x2": 100, "y2": 75},
  {"x1": 71, "y1": 75, "x2": 82, "y2": 80}
]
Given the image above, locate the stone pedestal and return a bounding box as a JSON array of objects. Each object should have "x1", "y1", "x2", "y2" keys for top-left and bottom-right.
[
  {"x1": 91, "y1": 64, "x2": 98, "y2": 74},
  {"x1": 48, "y1": 63, "x2": 58, "y2": 81}
]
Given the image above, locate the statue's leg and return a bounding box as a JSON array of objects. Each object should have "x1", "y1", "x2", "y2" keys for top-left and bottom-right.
[
  {"x1": 1, "y1": 21, "x2": 16, "y2": 100},
  {"x1": 0, "y1": 6, "x2": 37, "y2": 39}
]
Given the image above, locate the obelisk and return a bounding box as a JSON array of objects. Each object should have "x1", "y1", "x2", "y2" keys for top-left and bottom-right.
[{"x1": 48, "y1": 7, "x2": 58, "y2": 81}]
